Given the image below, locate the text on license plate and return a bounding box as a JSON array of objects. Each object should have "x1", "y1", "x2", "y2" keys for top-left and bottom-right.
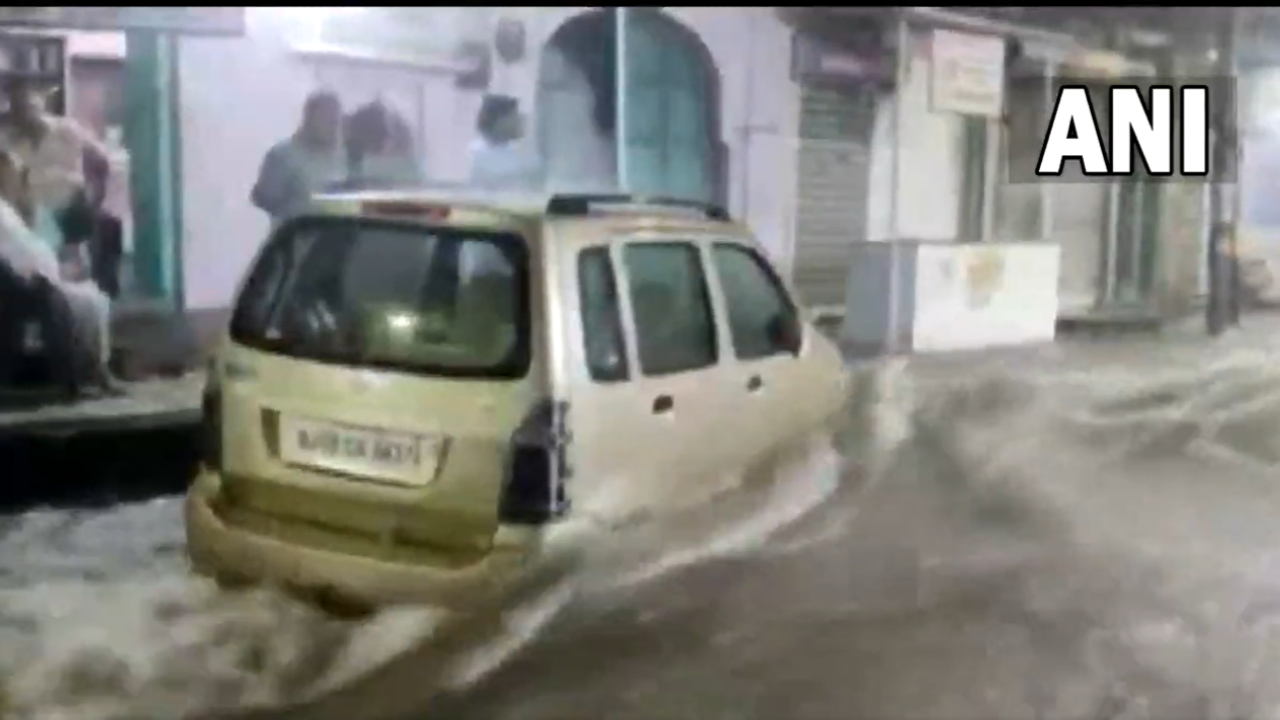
[{"x1": 282, "y1": 417, "x2": 429, "y2": 480}]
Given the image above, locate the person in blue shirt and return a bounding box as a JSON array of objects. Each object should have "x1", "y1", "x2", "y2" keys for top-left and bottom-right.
[{"x1": 251, "y1": 91, "x2": 345, "y2": 226}]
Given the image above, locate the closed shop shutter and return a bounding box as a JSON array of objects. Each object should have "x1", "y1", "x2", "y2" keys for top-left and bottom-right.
[{"x1": 791, "y1": 83, "x2": 876, "y2": 309}]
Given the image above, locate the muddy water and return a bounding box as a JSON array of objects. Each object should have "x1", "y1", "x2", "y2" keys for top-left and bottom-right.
[{"x1": 8, "y1": 326, "x2": 1280, "y2": 720}]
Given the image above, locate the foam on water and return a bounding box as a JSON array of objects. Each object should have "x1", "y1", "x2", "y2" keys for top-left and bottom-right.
[{"x1": 600, "y1": 436, "x2": 844, "y2": 590}]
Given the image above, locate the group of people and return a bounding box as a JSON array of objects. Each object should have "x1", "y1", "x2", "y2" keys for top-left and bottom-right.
[
  {"x1": 251, "y1": 91, "x2": 424, "y2": 226},
  {"x1": 0, "y1": 80, "x2": 563, "y2": 398},
  {"x1": 0, "y1": 75, "x2": 120, "y2": 396},
  {"x1": 252, "y1": 90, "x2": 544, "y2": 226}
]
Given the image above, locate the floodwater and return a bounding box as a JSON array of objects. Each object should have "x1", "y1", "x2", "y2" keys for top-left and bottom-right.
[{"x1": 7, "y1": 323, "x2": 1280, "y2": 720}]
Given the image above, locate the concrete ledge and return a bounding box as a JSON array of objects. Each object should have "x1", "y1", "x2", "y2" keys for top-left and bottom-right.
[{"x1": 0, "y1": 374, "x2": 203, "y2": 438}]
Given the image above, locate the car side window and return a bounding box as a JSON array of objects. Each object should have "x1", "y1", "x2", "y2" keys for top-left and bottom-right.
[
  {"x1": 711, "y1": 243, "x2": 803, "y2": 360},
  {"x1": 623, "y1": 242, "x2": 718, "y2": 376},
  {"x1": 578, "y1": 248, "x2": 629, "y2": 382}
]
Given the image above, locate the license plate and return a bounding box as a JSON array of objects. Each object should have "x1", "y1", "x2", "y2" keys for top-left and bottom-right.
[{"x1": 279, "y1": 416, "x2": 435, "y2": 485}]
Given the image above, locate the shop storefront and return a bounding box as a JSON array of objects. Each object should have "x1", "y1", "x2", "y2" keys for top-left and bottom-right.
[
  {"x1": 1018, "y1": 48, "x2": 1162, "y2": 317},
  {"x1": 789, "y1": 8, "x2": 1065, "y2": 354},
  {"x1": 787, "y1": 33, "x2": 883, "y2": 313}
]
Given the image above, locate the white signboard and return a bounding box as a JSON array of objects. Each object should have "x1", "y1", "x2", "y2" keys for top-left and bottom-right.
[{"x1": 930, "y1": 29, "x2": 1006, "y2": 117}]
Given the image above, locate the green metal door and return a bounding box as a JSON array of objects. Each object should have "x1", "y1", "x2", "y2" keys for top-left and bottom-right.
[{"x1": 622, "y1": 10, "x2": 713, "y2": 203}]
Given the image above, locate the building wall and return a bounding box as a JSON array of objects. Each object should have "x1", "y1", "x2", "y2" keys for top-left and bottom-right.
[
  {"x1": 845, "y1": 26, "x2": 996, "y2": 348},
  {"x1": 865, "y1": 29, "x2": 969, "y2": 244},
  {"x1": 174, "y1": 7, "x2": 796, "y2": 311}
]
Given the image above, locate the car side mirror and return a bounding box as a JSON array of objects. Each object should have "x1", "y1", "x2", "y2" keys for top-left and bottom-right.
[{"x1": 766, "y1": 313, "x2": 803, "y2": 356}]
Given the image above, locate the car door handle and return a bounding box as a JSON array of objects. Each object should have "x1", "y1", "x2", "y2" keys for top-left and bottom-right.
[
  {"x1": 746, "y1": 375, "x2": 764, "y2": 392},
  {"x1": 652, "y1": 394, "x2": 674, "y2": 414}
]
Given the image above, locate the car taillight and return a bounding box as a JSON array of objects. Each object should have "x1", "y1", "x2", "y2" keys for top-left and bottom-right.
[
  {"x1": 200, "y1": 381, "x2": 222, "y2": 472},
  {"x1": 499, "y1": 399, "x2": 571, "y2": 525}
]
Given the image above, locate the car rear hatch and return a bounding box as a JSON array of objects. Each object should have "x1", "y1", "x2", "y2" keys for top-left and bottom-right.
[{"x1": 213, "y1": 206, "x2": 545, "y2": 563}]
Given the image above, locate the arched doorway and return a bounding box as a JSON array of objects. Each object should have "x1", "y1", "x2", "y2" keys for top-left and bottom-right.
[
  {"x1": 536, "y1": 9, "x2": 618, "y2": 191},
  {"x1": 537, "y1": 9, "x2": 723, "y2": 203}
]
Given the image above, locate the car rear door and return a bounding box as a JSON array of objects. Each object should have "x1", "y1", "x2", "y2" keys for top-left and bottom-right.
[
  {"x1": 704, "y1": 239, "x2": 810, "y2": 455},
  {"x1": 557, "y1": 240, "x2": 660, "y2": 519},
  {"x1": 217, "y1": 214, "x2": 546, "y2": 558},
  {"x1": 617, "y1": 236, "x2": 739, "y2": 508},
  {"x1": 560, "y1": 230, "x2": 740, "y2": 517}
]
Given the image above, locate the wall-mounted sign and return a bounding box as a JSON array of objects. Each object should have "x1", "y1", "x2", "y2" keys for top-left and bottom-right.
[
  {"x1": 0, "y1": 7, "x2": 244, "y2": 36},
  {"x1": 930, "y1": 28, "x2": 1005, "y2": 117}
]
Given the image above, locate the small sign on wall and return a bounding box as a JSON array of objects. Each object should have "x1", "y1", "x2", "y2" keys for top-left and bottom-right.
[{"x1": 930, "y1": 28, "x2": 1006, "y2": 117}]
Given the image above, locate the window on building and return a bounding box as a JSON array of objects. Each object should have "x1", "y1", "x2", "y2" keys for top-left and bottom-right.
[
  {"x1": 711, "y1": 243, "x2": 802, "y2": 360},
  {"x1": 623, "y1": 242, "x2": 718, "y2": 376},
  {"x1": 578, "y1": 247, "x2": 629, "y2": 382}
]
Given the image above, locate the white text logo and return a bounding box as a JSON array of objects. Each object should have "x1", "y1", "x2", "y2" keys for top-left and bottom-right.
[{"x1": 1036, "y1": 85, "x2": 1209, "y2": 178}]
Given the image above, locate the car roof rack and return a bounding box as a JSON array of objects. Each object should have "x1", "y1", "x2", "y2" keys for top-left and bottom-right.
[{"x1": 545, "y1": 193, "x2": 730, "y2": 222}]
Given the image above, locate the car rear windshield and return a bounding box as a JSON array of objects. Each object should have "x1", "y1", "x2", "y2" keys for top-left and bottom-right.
[{"x1": 229, "y1": 217, "x2": 530, "y2": 379}]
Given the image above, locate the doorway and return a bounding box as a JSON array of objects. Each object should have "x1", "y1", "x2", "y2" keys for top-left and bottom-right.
[{"x1": 537, "y1": 9, "x2": 723, "y2": 203}]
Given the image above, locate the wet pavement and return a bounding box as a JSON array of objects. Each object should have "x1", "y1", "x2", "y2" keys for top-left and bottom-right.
[{"x1": 7, "y1": 318, "x2": 1280, "y2": 719}]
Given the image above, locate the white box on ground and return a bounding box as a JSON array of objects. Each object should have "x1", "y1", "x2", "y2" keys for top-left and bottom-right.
[
  {"x1": 912, "y1": 242, "x2": 1061, "y2": 352},
  {"x1": 839, "y1": 240, "x2": 1061, "y2": 354}
]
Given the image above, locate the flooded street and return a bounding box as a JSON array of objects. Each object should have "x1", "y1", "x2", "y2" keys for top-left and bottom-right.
[{"x1": 8, "y1": 323, "x2": 1280, "y2": 720}]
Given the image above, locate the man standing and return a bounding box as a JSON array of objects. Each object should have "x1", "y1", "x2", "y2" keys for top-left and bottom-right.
[{"x1": 252, "y1": 91, "x2": 345, "y2": 226}]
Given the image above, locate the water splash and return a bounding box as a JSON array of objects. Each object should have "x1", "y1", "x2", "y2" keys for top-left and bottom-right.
[{"x1": 14, "y1": 336, "x2": 1280, "y2": 719}]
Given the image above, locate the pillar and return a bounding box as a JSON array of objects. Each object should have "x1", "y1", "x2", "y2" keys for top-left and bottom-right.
[{"x1": 123, "y1": 30, "x2": 184, "y2": 308}]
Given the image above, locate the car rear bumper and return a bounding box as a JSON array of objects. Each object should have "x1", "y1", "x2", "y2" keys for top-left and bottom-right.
[{"x1": 184, "y1": 470, "x2": 540, "y2": 608}]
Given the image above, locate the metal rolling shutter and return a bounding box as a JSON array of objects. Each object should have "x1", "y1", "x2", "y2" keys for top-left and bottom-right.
[{"x1": 791, "y1": 84, "x2": 877, "y2": 310}]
